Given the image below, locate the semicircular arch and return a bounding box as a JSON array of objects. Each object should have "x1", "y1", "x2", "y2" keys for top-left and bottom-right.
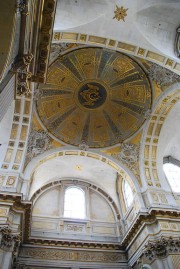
[
  {"x1": 140, "y1": 82, "x2": 180, "y2": 189},
  {"x1": 22, "y1": 148, "x2": 142, "y2": 202}
]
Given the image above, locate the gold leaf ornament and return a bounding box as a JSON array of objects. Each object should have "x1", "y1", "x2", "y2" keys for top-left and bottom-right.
[{"x1": 113, "y1": 5, "x2": 128, "y2": 22}]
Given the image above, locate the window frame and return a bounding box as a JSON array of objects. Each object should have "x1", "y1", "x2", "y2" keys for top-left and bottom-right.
[
  {"x1": 63, "y1": 185, "x2": 87, "y2": 220},
  {"x1": 122, "y1": 179, "x2": 134, "y2": 209},
  {"x1": 163, "y1": 156, "x2": 180, "y2": 193}
]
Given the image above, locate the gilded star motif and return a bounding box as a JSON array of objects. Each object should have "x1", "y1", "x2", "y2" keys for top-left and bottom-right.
[{"x1": 113, "y1": 5, "x2": 128, "y2": 22}]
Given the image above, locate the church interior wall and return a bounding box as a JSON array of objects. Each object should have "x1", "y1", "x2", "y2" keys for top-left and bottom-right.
[{"x1": 0, "y1": 1, "x2": 180, "y2": 268}]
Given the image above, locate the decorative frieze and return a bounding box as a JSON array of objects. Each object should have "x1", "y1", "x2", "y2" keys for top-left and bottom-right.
[{"x1": 19, "y1": 247, "x2": 127, "y2": 263}]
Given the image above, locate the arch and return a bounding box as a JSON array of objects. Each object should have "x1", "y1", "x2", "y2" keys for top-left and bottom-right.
[
  {"x1": 30, "y1": 178, "x2": 122, "y2": 243},
  {"x1": 140, "y1": 83, "x2": 180, "y2": 189},
  {"x1": 22, "y1": 148, "x2": 142, "y2": 200},
  {"x1": 31, "y1": 178, "x2": 121, "y2": 221}
]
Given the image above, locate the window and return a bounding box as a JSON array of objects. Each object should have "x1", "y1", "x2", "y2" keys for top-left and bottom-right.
[
  {"x1": 64, "y1": 187, "x2": 86, "y2": 219},
  {"x1": 123, "y1": 180, "x2": 134, "y2": 208},
  {"x1": 163, "y1": 157, "x2": 180, "y2": 192}
]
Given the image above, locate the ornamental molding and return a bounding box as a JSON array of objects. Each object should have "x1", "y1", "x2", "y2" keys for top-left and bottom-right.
[
  {"x1": 0, "y1": 194, "x2": 31, "y2": 243},
  {"x1": 19, "y1": 247, "x2": 127, "y2": 263},
  {"x1": 121, "y1": 209, "x2": 180, "y2": 247},
  {"x1": 148, "y1": 63, "x2": 180, "y2": 88},
  {"x1": 0, "y1": 227, "x2": 21, "y2": 256},
  {"x1": 34, "y1": 0, "x2": 56, "y2": 83},
  {"x1": 143, "y1": 237, "x2": 180, "y2": 260},
  {"x1": 12, "y1": 54, "x2": 33, "y2": 96},
  {"x1": 175, "y1": 26, "x2": 180, "y2": 58}
]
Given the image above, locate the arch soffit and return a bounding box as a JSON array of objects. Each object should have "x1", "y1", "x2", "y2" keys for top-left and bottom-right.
[
  {"x1": 140, "y1": 83, "x2": 180, "y2": 189},
  {"x1": 23, "y1": 148, "x2": 141, "y2": 193},
  {"x1": 30, "y1": 177, "x2": 121, "y2": 220}
]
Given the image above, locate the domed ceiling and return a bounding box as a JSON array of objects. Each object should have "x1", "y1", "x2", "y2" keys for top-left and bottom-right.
[{"x1": 36, "y1": 47, "x2": 152, "y2": 148}]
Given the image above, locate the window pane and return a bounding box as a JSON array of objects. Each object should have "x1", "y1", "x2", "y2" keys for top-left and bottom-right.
[
  {"x1": 163, "y1": 163, "x2": 180, "y2": 192},
  {"x1": 64, "y1": 187, "x2": 86, "y2": 219},
  {"x1": 123, "y1": 180, "x2": 133, "y2": 208}
]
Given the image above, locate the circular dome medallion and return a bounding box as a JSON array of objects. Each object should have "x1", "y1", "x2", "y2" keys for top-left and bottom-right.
[
  {"x1": 37, "y1": 47, "x2": 152, "y2": 148},
  {"x1": 77, "y1": 81, "x2": 107, "y2": 109}
]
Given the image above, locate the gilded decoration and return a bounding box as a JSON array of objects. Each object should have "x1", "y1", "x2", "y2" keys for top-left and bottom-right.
[
  {"x1": 112, "y1": 142, "x2": 140, "y2": 179},
  {"x1": 113, "y1": 6, "x2": 128, "y2": 22},
  {"x1": 36, "y1": 47, "x2": 152, "y2": 148},
  {"x1": 12, "y1": 54, "x2": 33, "y2": 96},
  {"x1": 19, "y1": 247, "x2": 126, "y2": 262}
]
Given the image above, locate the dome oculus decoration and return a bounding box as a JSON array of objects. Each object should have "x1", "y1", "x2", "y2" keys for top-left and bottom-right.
[{"x1": 37, "y1": 47, "x2": 152, "y2": 148}]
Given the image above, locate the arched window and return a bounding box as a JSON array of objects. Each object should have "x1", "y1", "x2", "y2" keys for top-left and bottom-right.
[
  {"x1": 163, "y1": 156, "x2": 180, "y2": 192},
  {"x1": 123, "y1": 180, "x2": 134, "y2": 208},
  {"x1": 64, "y1": 187, "x2": 86, "y2": 219}
]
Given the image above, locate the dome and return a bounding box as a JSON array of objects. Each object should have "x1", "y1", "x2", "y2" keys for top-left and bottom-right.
[{"x1": 36, "y1": 47, "x2": 152, "y2": 148}]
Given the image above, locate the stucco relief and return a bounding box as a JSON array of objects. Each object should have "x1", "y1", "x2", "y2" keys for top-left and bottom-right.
[
  {"x1": 143, "y1": 237, "x2": 180, "y2": 260},
  {"x1": 49, "y1": 43, "x2": 70, "y2": 64},
  {"x1": 12, "y1": 54, "x2": 33, "y2": 97},
  {"x1": 0, "y1": 227, "x2": 21, "y2": 257},
  {"x1": 64, "y1": 223, "x2": 85, "y2": 233},
  {"x1": 19, "y1": 247, "x2": 127, "y2": 262},
  {"x1": 148, "y1": 63, "x2": 180, "y2": 89},
  {"x1": 26, "y1": 129, "x2": 52, "y2": 160},
  {"x1": 112, "y1": 143, "x2": 140, "y2": 184}
]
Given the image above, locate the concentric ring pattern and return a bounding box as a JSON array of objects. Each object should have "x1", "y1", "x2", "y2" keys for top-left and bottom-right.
[{"x1": 36, "y1": 47, "x2": 152, "y2": 148}]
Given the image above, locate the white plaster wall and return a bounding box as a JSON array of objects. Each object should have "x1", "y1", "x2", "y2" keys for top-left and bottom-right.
[
  {"x1": 29, "y1": 155, "x2": 118, "y2": 204},
  {"x1": 0, "y1": 100, "x2": 15, "y2": 163},
  {"x1": 157, "y1": 100, "x2": 180, "y2": 191},
  {"x1": 33, "y1": 187, "x2": 60, "y2": 217},
  {"x1": 89, "y1": 189, "x2": 115, "y2": 222},
  {"x1": 54, "y1": 0, "x2": 180, "y2": 59},
  {"x1": 136, "y1": 3, "x2": 180, "y2": 57}
]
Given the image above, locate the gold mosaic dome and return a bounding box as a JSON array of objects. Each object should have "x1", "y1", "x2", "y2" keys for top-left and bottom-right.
[{"x1": 37, "y1": 47, "x2": 152, "y2": 148}]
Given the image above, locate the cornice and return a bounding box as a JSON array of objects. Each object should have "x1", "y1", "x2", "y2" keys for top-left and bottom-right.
[
  {"x1": 1, "y1": 194, "x2": 180, "y2": 252},
  {"x1": 33, "y1": 0, "x2": 57, "y2": 83},
  {"x1": 121, "y1": 209, "x2": 180, "y2": 247},
  {"x1": 0, "y1": 193, "x2": 31, "y2": 241}
]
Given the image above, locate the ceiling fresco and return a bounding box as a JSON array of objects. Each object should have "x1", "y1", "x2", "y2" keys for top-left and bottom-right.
[{"x1": 36, "y1": 47, "x2": 152, "y2": 148}]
